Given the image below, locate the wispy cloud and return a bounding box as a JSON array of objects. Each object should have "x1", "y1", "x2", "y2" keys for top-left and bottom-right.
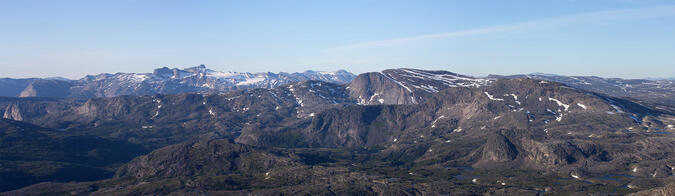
[{"x1": 327, "y1": 5, "x2": 675, "y2": 51}]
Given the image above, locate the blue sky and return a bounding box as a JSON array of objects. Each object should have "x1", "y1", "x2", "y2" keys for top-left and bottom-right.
[{"x1": 1, "y1": 0, "x2": 674, "y2": 79}]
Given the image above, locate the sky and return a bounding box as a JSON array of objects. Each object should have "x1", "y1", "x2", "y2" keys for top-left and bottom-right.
[{"x1": 1, "y1": 0, "x2": 674, "y2": 79}]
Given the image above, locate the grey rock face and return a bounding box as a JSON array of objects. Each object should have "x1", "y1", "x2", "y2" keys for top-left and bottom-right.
[
  {"x1": 490, "y1": 73, "x2": 675, "y2": 106},
  {"x1": 347, "y1": 72, "x2": 416, "y2": 105},
  {"x1": 478, "y1": 132, "x2": 519, "y2": 163},
  {"x1": 347, "y1": 68, "x2": 491, "y2": 105},
  {"x1": 3, "y1": 103, "x2": 23, "y2": 121}
]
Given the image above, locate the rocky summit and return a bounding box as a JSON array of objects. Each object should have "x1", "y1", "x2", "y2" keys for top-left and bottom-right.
[{"x1": 1, "y1": 68, "x2": 674, "y2": 195}]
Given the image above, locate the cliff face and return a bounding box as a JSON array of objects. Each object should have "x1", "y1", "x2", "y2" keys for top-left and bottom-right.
[
  {"x1": 3, "y1": 103, "x2": 23, "y2": 121},
  {"x1": 346, "y1": 69, "x2": 491, "y2": 105},
  {"x1": 18, "y1": 80, "x2": 73, "y2": 98},
  {"x1": 477, "y1": 132, "x2": 519, "y2": 163},
  {"x1": 347, "y1": 72, "x2": 417, "y2": 105}
]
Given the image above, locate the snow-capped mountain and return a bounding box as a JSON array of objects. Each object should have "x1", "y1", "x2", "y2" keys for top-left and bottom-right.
[{"x1": 14, "y1": 65, "x2": 356, "y2": 98}]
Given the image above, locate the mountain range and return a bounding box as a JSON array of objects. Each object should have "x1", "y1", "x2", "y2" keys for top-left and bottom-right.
[
  {"x1": 3, "y1": 66, "x2": 673, "y2": 106},
  {"x1": 1, "y1": 67, "x2": 674, "y2": 195},
  {"x1": 1, "y1": 65, "x2": 355, "y2": 98}
]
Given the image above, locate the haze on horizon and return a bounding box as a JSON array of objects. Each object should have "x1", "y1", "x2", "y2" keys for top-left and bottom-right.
[{"x1": 1, "y1": 0, "x2": 674, "y2": 79}]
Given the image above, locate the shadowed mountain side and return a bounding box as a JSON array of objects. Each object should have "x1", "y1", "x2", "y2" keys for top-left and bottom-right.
[{"x1": 0, "y1": 119, "x2": 147, "y2": 192}]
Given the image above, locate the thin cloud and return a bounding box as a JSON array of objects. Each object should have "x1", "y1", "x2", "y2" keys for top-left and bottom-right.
[{"x1": 326, "y1": 5, "x2": 675, "y2": 51}]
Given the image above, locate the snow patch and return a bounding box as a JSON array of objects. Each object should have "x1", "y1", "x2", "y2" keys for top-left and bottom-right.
[
  {"x1": 367, "y1": 93, "x2": 385, "y2": 104},
  {"x1": 399, "y1": 68, "x2": 490, "y2": 88},
  {"x1": 577, "y1": 103, "x2": 587, "y2": 110},
  {"x1": 610, "y1": 104, "x2": 624, "y2": 113},
  {"x1": 357, "y1": 95, "x2": 366, "y2": 105},
  {"x1": 236, "y1": 76, "x2": 266, "y2": 86},
  {"x1": 431, "y1": 115, "x2": 445, "y2": 128},
  {"x1": 380, "y1": 72, "x2": 413, "y2": 93},
  {"x1": 484, "y1": 92, "x2": 504, "y2": 101},
  {"x1": 201, "y1": 83, "x2": 213, "y2": 88},
  {"x1": 133, "y1": 74, "x2": 149, "y2": 82},
  {"x1": 504, "y1": 93, "x2": 521, "y2": 105},
  {"x1": 629, "y1": 115, "x2": 641, "y2": 123},
  {"x1": 206, "y1": 71, "x2": 240, "y2": 78},
  {"x1": 548, "y1": 98, "x2": 569, "y2": 111}
]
